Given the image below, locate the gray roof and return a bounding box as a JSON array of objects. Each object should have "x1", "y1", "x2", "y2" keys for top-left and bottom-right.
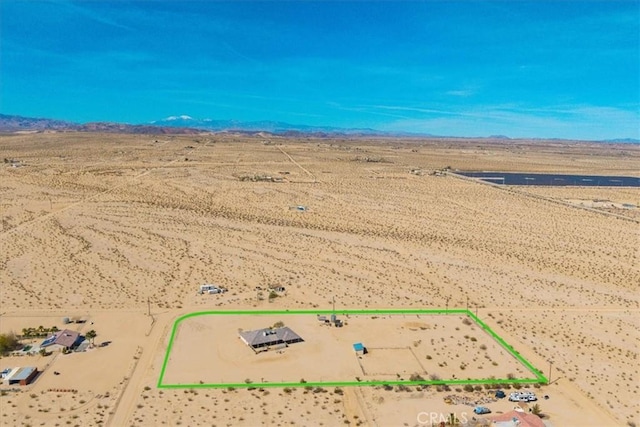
[
  {"x1": 239, "y1": 327, "x2": 303, "y2": 348},
  {"x1": 11, "y1": 367, "x2": 37, "y2": 381}
]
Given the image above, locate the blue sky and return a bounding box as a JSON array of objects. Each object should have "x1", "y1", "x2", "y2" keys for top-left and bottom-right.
[{"x1": 1, "y1": 1, "x2": 638, "y2": 139}]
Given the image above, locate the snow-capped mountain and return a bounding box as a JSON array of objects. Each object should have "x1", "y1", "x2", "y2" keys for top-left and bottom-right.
[
  {"x1": 150, "y1": 115, "x2": 383, "y2": 135},
  {"x1": 163, "y1": 115, "x2": 194, "y2": 121}
]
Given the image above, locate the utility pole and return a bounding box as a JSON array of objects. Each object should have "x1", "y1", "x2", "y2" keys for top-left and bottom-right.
[
  {"x1": 466, "y1": 295, "x2": 469, "y2": 310},
  {"x1": 332, "y1": 296, "x2": 336, "y2": 314},
  {"x1": 548, "y1": 360, "x2": 552, "y2": 384},
  {"x1": 147, "y1": 297, "x2": 151, "y2": 317}
]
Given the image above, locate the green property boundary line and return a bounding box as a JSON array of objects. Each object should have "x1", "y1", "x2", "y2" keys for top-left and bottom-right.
[{"x1": 157, "y1": 309, "x2": 547, "y2": 389}]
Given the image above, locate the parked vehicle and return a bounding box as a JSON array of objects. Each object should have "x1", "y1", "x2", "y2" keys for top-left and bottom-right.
[
  {"x1": 495, "y1": 390, "x2": 506, "y2": 399},
  {"x1": 474, "y1": 406, "x2": 491, "y2": 415},
  {"x1": 200, "y1": 284, "x2": 226, "y2": 294},
  {"x1": 509, "y1": 391, "x2": 537, "y2": 402}
]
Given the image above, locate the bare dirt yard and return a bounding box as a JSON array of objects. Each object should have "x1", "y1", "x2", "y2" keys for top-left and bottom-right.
[
  {"x1": 0, "y1": 132, "x2": 638, "y2": 426},
  {"x1": 162, "y1": 313, "x2": 535, "y2": 386}
]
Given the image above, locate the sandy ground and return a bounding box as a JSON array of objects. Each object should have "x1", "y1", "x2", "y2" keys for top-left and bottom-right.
[
  {"x1": 0, "y1": 133, "x2": 638, "y2": 426},
  {"x1": 162, "y1": 313, "x2": 533, "y2": 386}
]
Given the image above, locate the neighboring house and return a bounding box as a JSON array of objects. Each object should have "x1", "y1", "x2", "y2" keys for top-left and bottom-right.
[
  {"x1": 490, "y1": 410, "x2": 545, "y2": 427},
  {"x1": 41, "y1": 329, "x2": 82, "y2": 351},
  {"x1": 6, "y1": 367, "x2": 38, "y2": 385}
]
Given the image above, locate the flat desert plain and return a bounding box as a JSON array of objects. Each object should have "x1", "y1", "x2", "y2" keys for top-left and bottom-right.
[
  {"x1": 0, "y1": 132, "x2": 638, "y2": 427},
  {"x1": 161, "y1": 313, "x2": 534, "y2": 386}
]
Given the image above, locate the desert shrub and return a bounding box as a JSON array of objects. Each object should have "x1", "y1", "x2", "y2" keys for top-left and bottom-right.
[
  {"x1": 0, "y1": 333, "x2": 21, "y2": 355},
  {"x1": 409, "y1": 373, "x2": 424, "y2": 382}
]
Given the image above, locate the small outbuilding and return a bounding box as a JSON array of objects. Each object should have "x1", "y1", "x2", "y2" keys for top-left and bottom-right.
[
  {"x1": 353, "y1": 343, "x2": 367, "y2": 354},
  {"x1": 7, "y1": 367, "x2": 38, "y2": 385}
]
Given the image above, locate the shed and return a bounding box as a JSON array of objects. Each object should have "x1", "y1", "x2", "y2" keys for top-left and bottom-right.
[
  {"x1": 353, "y1": 343, "x2": 365, "y2": 353},
  {"x1": 8, "y1": 367, "x2": 38, "y2": 385}
]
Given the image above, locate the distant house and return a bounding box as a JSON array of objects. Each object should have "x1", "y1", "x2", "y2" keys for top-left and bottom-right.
[
  {"x1": 490, "y1": 411, "x2": 545, "y2": 427},
  {"x1": 41, "y1": 329, "x2": 82, "y2": 352},
  {"x1": 239, "y1": 327, "x2": 303, "y2": 350}
]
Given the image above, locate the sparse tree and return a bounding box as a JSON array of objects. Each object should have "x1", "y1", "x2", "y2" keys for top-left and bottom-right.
[
  {"x1": 531, "y1": 403, "x2": 542, "y2": 416},
  {"x1": 85, "y1": 330, "x2": 97, "y2": 345}
]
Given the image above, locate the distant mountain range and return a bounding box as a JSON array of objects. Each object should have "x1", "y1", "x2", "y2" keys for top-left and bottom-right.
[
  {"x1": 0, "y1": 113, "x2": 201, "y2": 135},
  {"x1": 0, "y1": 113, "x2": 400, "y2": 137},
  {"x1": 150, "y1": 115, "x2": 403, "y2": 136},
  {"x1": 1, "y1": 113, "x2": 638, "y2": 142}
]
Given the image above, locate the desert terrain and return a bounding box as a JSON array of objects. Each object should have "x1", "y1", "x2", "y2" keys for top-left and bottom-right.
[
  {"x1": 162, "y1": 312, "x2": 535, "y2": 386},
  {"x1": 0, "y1": 132, "x2": 638, "y2": 427}
]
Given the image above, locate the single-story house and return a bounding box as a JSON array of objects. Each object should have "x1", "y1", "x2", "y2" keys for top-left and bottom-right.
[
  {"x1": 41, "y1": 329, "x2": 82, "y2": 351},
  {"x1": 239, "y1": 327, "x2": 303, "y2": 350},
  {"x1": 490, "y1": 410, "x2": 545, "y2": 427}
]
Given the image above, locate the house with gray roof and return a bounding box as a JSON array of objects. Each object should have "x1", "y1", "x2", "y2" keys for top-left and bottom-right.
[{"x1": 239, "y1": 327, "x2": 303, "y2": 350}]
